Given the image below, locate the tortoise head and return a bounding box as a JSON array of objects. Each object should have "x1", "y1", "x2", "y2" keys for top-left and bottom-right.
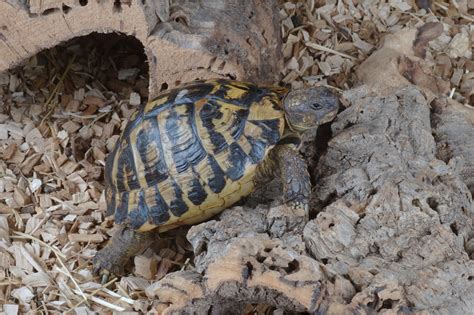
[{"x1": 283, "y1": 86, "x2": 339, "y2": 132}]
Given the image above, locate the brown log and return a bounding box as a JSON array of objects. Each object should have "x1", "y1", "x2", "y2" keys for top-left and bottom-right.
[{"x1": 0, "y1": 0, "x2": 282, "y2": 98}]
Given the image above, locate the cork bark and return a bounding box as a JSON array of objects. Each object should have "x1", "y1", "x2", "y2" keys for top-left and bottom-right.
[
  {"x1": 0, "y1": 0, "x2": 282, "y2": 98},
  {"x1": 145, "y1": 26, "x2": 474, "y2": 314},
  {"x1": 145, "y1": 86, "x2": 473, "y2": 314},
  {"x1": 432, "y1": 97, "x2": 474, "y2": 195}
]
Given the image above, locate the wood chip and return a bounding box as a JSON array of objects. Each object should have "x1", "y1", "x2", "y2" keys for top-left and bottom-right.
[
  {"x1": 11, "y1": 287, "x2": 34, "y2": 304},
  {"x1": 129, "y1": 92, "x2": 141, "y2": 106},
  {"x1": 68, "y1": 233, "x2": 104, "y2": 243},
  {"x1": 22, "y1": 272, "x2": 51, "y2": 287},
  {"x1": 2, "y1": 304, "x2": 19, "y2": 315},
  {"x1": 134, "y1": 254, "x2": 159, "y2": 280}
]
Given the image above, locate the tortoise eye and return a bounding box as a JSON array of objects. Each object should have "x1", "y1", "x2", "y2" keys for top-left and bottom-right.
[{"x1": 311, "y1": 103, "x2": 323, "y2": 110}]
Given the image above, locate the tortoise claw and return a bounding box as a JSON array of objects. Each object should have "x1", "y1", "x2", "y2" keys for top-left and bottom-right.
[
  {"x1": 92, "y1": 247, "x2": 123, "y2": 281},
  {"x1": 101, "y1": 271, "x2": 110, "y2": 285}
]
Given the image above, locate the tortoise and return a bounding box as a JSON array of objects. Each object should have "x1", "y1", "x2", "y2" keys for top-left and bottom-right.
[{"x1": 93, "y1": 79, "x2": 339, "y2": 278}]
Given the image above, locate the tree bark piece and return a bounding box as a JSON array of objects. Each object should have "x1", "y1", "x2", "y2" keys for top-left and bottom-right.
[
  {"x1": 432, "y1": 97, "x2": 474, "y2": 195},
  {"x1": 310, "y1": 86, "x2": 473, "y2": 314},
  {"x1": 0, "y1": 0, "x2": 281, "y2": 97},
  {"x1": 145, "y1": 26, "x2": 474, "y2": 314},
  {"x1": 147, "y1": 205, "x2": 326, "y2": 314}
]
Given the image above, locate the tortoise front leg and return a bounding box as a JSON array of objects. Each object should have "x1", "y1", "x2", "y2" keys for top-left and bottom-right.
[
  {"x1": 257, "y1": 144, "x2": 311, "y2": 215},
  {"x1": 93, "y1": 225, "x2": 155, "y2": 282}
]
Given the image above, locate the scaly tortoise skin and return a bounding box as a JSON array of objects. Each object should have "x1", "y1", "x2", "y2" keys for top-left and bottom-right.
[{"x1": 93, "y1": 79, "x2": 339, "y2": 279}]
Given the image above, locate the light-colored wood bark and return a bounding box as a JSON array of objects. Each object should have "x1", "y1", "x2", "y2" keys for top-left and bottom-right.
[
  {"x1": 145, "y1": 25, "x2": 474, "y2": 314},
  {"x1": 432, "y1": 97, "x2": 474, "y2": 195},
  {"x1": 0, "y1": 0, "x2": 281, "y2": 98}
]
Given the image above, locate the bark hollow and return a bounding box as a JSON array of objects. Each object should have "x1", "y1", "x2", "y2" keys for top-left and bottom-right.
[{"x1": 0, "y1": 0, "x2": 282, "y2": 98}]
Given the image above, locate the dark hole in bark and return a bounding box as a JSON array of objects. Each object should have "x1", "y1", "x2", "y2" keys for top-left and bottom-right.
[
  {"x1": 283, "y1": 259, "x2": 300, "y2": 274},
  {"x1": 79, "y1": 0, "x2": 88, "y2": 6},
  {"x1": 381, "y1": 299, "x2": 395, "y2": 309},
  {"x1": 427, "y1": 197, "x2": 439, "y2": 211},
  {"x1": 343, "y1": 122, "x2": 355, "y2": 130},
  {"x1": 62, "y1": 4, "x2": 72, "y2": 14},
  {"x1": 197, "y1": 241, "x2": 207, "y2": 255},
  {"x1": 450, "y1": 222, "x2": 459, "y2": 235},
  {"x1": 161, "y1": 82, "x2": 169, "y2": 91},
  {"x1": 226, "y1": 73, "x2": 237, "y2": 80},
  {"x1": 313, "y1": 120, "x2": 334, "y2": 166},
  {"x1": 244, "y1": 261, "x2": 253, "y2": 279},
  {"x1": 368, "y1": 188, "x2": 378, "y2": 196},
  {"x1": 114, "y1": 0, "x2": 122, "y2": 12},
  {"x1": 42, "y1": 8, "x2": 60, "y2": 15},
  {"x1": 368, "y1": 293, "x2": 380, "y2": 309},
  {"x1": 174, "y1": 16, "x2": 188, "y2": 26},
  {"x1": 310, "y1": 191, "x2": 337, "y2": 220},
  {"x1": 395, "y1": 251, "x2": 403, "y2": 262},
  {"x1": 256, "y1": 254, "x2": 265, "y2": 263},
  {"x1": 412, "y1": 199, "x2": 422, "y2": 208}
]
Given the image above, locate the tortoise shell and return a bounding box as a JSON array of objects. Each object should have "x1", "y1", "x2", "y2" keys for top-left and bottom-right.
[{"x1": 104, "y1": 79, "x2": 286, "y2": 232}]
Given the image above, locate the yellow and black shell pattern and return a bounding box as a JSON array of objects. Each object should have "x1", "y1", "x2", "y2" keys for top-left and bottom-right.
[{"x1": 104, "y1": 79, "x2": 286, "y2": 232}]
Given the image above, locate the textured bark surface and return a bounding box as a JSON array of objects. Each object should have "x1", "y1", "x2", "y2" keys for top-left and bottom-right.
[
  {"x1": 310, "y1": 86, "x2": 473, "y2": 314},
  {"x1": 146, "y1": 87, "x2": 474, "y2": 314},
  {"x1": 0, "y1": 0, "x2": 281, "y2": 98},
  {"x1": 144, "y1": 26, "x2": 474, "y2": 314},
  {"x1": 432, "y1": 97, "x2": 474, "y2": 195}
]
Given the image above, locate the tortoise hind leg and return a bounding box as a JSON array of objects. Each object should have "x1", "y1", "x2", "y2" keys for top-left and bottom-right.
[
  {"x1": 93, "y1": 225, "x2": 155, "y2": 281},
  {"x1": 257, "y1": 144, "x2": 311, "y2": 215}
]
